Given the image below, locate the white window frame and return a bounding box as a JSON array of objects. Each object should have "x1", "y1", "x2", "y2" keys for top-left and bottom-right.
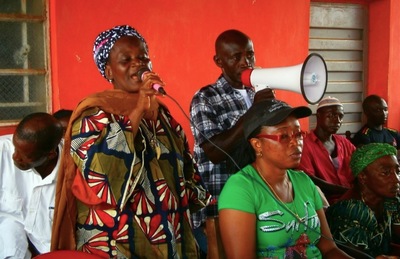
[{"x1": 0, "y1": 0, "x2": 51, "y2": 126}]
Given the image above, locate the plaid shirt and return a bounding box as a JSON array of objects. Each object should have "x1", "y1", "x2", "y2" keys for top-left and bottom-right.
[{"x1": 189, "y1": 75, "x2": 255, "y2": 225}]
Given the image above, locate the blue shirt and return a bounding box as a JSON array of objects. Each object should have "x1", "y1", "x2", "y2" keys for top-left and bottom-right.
[{"x1": 352, "y1": 125, "x2": 400, "y2": 149}]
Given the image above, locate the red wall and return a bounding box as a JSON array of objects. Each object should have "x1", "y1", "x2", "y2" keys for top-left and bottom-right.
[
  {"x1": 321, "y1": 0, "x2": 400, "y2": 129},
  {"x1": 369, "y1": 0, "x2": 400, "y2": 129},
  {"x1": 388, "y1": 0, "x2": 400, "y2": 129},
  {"x1": 48, "y1": 0, "x2": 311, "y2": 148},
  {"x1": 1, "y1": 0, "x2": 399, "y2": 147}
]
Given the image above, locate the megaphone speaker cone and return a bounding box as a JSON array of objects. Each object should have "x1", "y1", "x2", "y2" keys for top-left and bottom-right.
[
  {"x1": 240, "y1": 53, "x2": 328, "y2": 104},
  {"x1": 300, "y1": 53, "x2": 328, "y2": 104}
]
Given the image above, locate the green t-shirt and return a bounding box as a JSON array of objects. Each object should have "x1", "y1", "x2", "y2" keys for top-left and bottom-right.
[{"x1": 218, "y1": 165, "x2": 323, "y2": 258}]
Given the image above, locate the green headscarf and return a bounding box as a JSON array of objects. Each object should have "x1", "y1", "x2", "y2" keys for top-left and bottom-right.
[{"x1": 350, "y1": 143, "x2": 397, "y2": 176}]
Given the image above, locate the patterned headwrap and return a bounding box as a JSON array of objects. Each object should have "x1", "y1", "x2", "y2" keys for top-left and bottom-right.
[
  {"x1": 93, "y1": 25, "x2": 147, "y2": 79},
  {"x1": 350, "y1": 143, "x2": 397, "y2": 176}
]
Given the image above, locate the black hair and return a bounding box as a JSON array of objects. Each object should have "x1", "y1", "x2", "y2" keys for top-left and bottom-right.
[
  {"x1": 362, "y1": 94, "x2": 383, "y2": 112},
  {"x1": 226, "y1": 127, "x2": 262, "y2": 174},
  {"x1": 226, "y1": 138, "x2": 255, "y2": 174},
  {"x1": 215, "y1": 29, "x2": 252, "y2": 54},
  {"x1": 15, "y1": 112, "x2": 63, "y2": 153},
  {"x1": 53, "y1": 109, "x2": 73, "y2": 120}
]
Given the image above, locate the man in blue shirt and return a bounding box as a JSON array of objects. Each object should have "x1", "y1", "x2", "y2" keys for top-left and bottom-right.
[{"x1": 352, "y1": 95, "x2": 400, "y2": 153}]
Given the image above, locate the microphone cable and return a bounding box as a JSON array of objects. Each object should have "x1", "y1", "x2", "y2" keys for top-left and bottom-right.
[{"x1": 163, "y1": 92, "x2": 243, "y2": 172}]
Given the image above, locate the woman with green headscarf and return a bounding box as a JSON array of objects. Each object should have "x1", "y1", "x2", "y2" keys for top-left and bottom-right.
[{"x1": 326, "y1": 143, "x2": 400, "y2": 258}]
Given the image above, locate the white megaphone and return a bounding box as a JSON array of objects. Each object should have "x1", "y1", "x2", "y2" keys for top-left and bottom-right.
[{"x1": 241, "y1": 53, "x2": 328, "y2": 104}]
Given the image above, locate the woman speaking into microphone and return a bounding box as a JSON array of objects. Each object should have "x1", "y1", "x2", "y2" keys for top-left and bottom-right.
[{"x1": 51, "y1": 24, "x2": 210, "y2": 258}]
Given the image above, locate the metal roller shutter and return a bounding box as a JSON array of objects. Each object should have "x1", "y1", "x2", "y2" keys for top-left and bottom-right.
[{"x1": 309, "y1": 3, "x2": 367, "y2": 136}]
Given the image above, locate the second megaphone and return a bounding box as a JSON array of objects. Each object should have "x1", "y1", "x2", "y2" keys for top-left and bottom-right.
[{"x1": 241, "y1": 53, "x2": 328, "y2": 104}]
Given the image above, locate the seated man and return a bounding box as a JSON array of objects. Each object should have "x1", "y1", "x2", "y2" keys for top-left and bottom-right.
[
  {"x1": 352, "y1": 94, "x2": 400, "y2": 150},
  {"x1": 0, "y1": 112, "x2": 63, "y2": 258},
  {"x1": 297, "y1": 96, "x2": 355, "y2": 204}
]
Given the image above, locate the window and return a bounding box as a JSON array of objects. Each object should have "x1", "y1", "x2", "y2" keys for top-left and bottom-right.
[{"x1": 0, "y1": 0, "x2": 49, "y2": 125}]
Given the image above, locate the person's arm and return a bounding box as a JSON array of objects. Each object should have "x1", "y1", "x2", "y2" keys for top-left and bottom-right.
[
  {"x1": 200, "y1": 115, "x2": 245, "y2": 164},
  {"x1": 315, "y1": 185, "x2": 330, "y2": 209},
  {"x1": 201, "y1": 88, "x2": 275, "y2": 164},
  {"x1": 316, "y1": 209, "x2": 354, "y2": 258},
  {"x1": 0, "y1": 216, "x2": 30, "y2": 259},
  {"x1": 298, "y1": 142, "x2": 349, "y2": 198},
  {"x1": 309, "y1": 175, "x2": 349, "y2": 196},
  {"x1": 127, "y1": 73, "x2": 161, "y2": 136},
  {"x1": 219, "y1": 209, "x2": 256, "y2": 259}
]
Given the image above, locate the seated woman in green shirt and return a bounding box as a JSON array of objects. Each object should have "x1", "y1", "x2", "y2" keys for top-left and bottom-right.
[
  {"x1": 326, "y1": 143, "x2": 400, "y2": 258},
  {"x1": 218, "y1": 99, "x2": 352, "y2": 259}
]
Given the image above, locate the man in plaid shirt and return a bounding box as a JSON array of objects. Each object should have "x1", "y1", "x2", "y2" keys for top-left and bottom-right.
[{"x1": 190, "y1": 29, "x2": 275, "y2": 258}]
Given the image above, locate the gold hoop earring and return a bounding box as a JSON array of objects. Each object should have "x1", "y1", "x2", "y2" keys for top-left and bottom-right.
[{"x1": 256, "y1": 151, "x2": 263, "y2": 157}]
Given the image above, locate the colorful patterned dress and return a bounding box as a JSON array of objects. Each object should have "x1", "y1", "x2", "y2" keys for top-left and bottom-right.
[
  {"x1": 326, "y1": 198, "x2": 400, "y2": 257},
  {"x1": 52, "y1": 90, "x2": 210, "y2": 259}
]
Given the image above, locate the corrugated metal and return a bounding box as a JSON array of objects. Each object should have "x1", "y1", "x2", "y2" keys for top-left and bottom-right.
[{"x1": 309, "y1": 3, "x2": 366, "y2": 136}]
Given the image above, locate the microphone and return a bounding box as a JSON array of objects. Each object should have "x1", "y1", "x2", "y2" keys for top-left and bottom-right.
[{"x1": 137, "y1": 68, "x2": 167, "y2": 95}]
